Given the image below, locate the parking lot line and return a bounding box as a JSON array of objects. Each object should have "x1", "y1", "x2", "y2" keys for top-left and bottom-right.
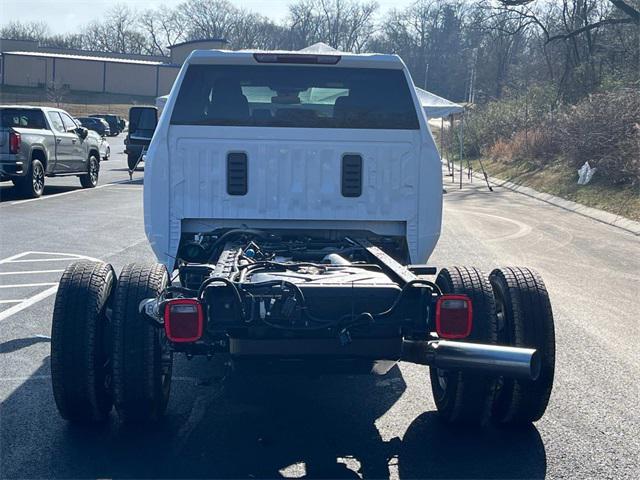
[
  {"x1": 0, "y1": 283, "x2": 58, "y2": 289},
  {"x1": 0, "y1": 252, "x2": 30, "y2": 265},
  {"x1": 9, "y1": 179, "x2": 139, "y2": 206},
  {"x1": 10, "y1": 188, "x2": 91, "y2": 206},
  {"x1": 18, "y1": 251, "x2": 75, "y2": 256},
  {"x1": 0, "y1": 270, "x2": 64, "y2": 276},
  {"x1": 0, "y1": 285, "x2": 58, "y2": 323},
  {"x1": 4, "y1": 258, "x2": 80, "y2": 263},
  {"x1": 9, "y1": 184, "x2": 111, "y2": 206},
  {"x1": 0, "y1": 251, "x2": 104, "y2": 323}
]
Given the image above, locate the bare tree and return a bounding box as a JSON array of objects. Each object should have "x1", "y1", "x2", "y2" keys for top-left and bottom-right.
[
  {"x1": 286, "y1": 0, "x2": 378, "y2": 52},
  {"x1": 139, "y1": 7, "x2": 186, "y2": 55},
  {"x1": 0, "y1": 21, "x2": 50, "y2": 41},
  {"x1": 287, "y1": 0, "x2": 323, "y2": 49},
  {"x1": 46, "y1": 81, "x2": 70, "y2": 108},
  {"x1": 83, "y1": 4, "x2": 149, "y2": 54},
  {"x1": 473, "y1": 3, "x2": 534, "y2": 99},
  {"x1": 232, "y1": 12, "x2": 285, "y2": 49},
  {"x1": 496, "y1": 0, "x2": 639, "y2": 42},
  {"x1": 491, "y1": 0, "x2": 639, "y2": 100},
  {"x1": 374, "y1": 0, "x2": 469, "y2": 99},
  {"x1": 44, "y1": 33, "x2": 86, "y2": 50},
  {"x1": 178, "y1": 0, "x2": 240, "y2": 41}
]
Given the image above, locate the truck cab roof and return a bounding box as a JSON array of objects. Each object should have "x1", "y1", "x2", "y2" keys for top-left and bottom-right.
[
  {"x1": 0, "y1": 105, "x2": 68, "y2": 113},
  {"x1": 185, "y1": 45, "x2": 406, "y2": 70}
]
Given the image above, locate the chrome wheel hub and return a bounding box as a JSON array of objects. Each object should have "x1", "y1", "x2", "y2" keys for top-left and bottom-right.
[
  {"x1": 33, "y1": 163, "x2": 44, "y2": 194},
  {"x1": 89, "y1": 159, "x2": 98, "y2": 184}
]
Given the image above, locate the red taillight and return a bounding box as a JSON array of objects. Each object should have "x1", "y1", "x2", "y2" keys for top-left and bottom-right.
[
  {"x1": 9, "y1": 131, "x2": 21, "y2": 154},
  {"x1": 436, "y1": 295, "x2": 473, "y2": 339},
  {"x1": 164, "y1": 299, "x2": 203, "y2": 343}
]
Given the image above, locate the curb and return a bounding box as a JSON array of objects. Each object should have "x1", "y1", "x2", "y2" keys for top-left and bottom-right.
[{"x1": 443, "y1": 161, "x2": 640, "y2": 236}]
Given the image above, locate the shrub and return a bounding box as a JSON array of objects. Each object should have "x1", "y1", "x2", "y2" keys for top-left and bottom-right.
[
  {"x1": 487, "y1": 127, "x2": 558, "y2": 165},
  {"x1": 487, "y1": 138, "x2": 514, "y2": 162},
  {"x1": 555, "y1": 87, "x2": 640, "y2": 186},
  {"x1": 453, "y1": 84, "x2": 557, "y2": 159},
  {"x1": 457, "y1": 84, "x2": 639, "y2": 187}
]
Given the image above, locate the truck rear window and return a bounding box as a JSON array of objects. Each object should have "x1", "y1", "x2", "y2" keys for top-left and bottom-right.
[
  {"x1": 170, "y1": 65, "x2": 420, "y2": 130},
  {"x1": 1, "y1": 109, "x2": 47, "y2": 129}
]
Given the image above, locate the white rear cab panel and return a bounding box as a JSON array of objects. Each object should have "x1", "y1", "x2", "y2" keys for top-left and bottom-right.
[{"x1": 144, "y1": 50, "x2": 443, "y2": 269}]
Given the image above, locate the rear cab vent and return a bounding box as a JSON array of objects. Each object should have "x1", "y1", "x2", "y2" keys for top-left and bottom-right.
[
  {"x1": 342, "y1": 154, "x2": 363, "y2": 197},
  {"x1": 227, "y1": 152, "x2": 248, "y2": 196}
]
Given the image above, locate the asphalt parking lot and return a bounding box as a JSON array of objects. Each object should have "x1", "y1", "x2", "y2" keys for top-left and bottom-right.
[{"x1": 0, "y1": 137, "x2": 638, "y2": 479}]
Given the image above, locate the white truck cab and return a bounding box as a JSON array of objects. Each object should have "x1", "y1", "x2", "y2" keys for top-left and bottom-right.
[{"x1": 144, "y1": 48, "x2": 442, "y2": 271}]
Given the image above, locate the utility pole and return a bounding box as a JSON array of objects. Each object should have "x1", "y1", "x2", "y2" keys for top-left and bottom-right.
[
  {"x1": 424, "y1": 63, "x2": 429, "y2": 90},
  {"x1": 468, "y1": 49, "x2": 478, "y2": 104}
]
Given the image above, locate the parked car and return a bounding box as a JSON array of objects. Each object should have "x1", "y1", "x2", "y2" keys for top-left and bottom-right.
[
  {"x1": 124, "y1": 106, "x2": 157, "y2": 170},
  {"x1": 89, "y1": 114, "x2": 123, "y2": 136},
  {"x1": 51, "y1": 48, "x2": 556, "y2": 430},
  {"x1": 76, "y1": 116, "x2": 110, "y2": 136},
  {"x1": 0, "y1": 105, "x2": 102, "y2": 197},
  {"x1": 98, "y1": 137, "x2": 110, "y2": 161}
]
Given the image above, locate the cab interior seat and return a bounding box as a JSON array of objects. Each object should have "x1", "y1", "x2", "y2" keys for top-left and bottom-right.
[{"x1": 207, "y1": 78, "x2": 250, "y2": 122}]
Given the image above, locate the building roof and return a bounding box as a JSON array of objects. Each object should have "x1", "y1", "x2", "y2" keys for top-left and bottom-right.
[
  {"x1": 168, "y1": 38, "x2": 228, "y2": 49},
  {"x1": 0, "y1": 38, "x2": 38, "y2": 43},
  {"x1": 3, "y1": 51, "x2": 166, "y2": 66}
]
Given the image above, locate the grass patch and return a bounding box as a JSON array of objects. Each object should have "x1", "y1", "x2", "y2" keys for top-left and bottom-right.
[{"x1": 471, "y1": 158, "x2": 640, "y2": 221}]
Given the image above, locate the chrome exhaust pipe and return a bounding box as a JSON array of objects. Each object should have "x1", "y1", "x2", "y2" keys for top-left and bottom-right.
[{"x1": 402, "y1": 339, "x2": 540, "y2": 380}]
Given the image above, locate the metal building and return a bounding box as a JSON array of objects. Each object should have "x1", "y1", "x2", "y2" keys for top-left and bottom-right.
[{"x1": 0, "y1": 38, "x2": 228, "y2": 97}]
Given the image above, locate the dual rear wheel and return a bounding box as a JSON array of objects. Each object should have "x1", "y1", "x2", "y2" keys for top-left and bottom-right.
[
  {"x1": 51, "y1": 261, "x2": 554, "y2": 427},
  {"x1": 51, "y1": 261, "x2": 172, "y2": 424},
  {"x1": 431, "y1": 266, "x2": 556, "y2": 427}
]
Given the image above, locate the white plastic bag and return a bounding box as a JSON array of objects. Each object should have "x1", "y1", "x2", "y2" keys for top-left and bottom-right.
[{"x1": 577, "y1": 161, "x2": 597, "y2": 185}]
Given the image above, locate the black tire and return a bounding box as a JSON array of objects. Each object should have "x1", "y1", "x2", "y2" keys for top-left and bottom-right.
[
  {"x1": 80, "y1": 155, "x2": 99, "y2": 188},
  {"x1": 105, "y1": 145, "x2": 110, "y2": 160},
  {"x1": 16, "y1": 158, "x2": 45, "y2": 198},
  {"x1": 51, "y1": 261, "x2": 116, "y2": 423},
  {"x1": 430, "y1": 266, "x2": 498, "y2": 425},
  {"x1": 112, "y1": 263, "x2": 172, "y2": 423},
  {"x1": 127, "y1": 153, "x2": 139, "y2": 171},
  {"x1": 490, "y1": 267, "x2": 555, "y2": 425}
]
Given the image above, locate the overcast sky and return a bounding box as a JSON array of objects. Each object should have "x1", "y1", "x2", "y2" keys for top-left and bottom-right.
[{"x1": 0, "y1": 0, "x2": 414, "y2": 35}]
